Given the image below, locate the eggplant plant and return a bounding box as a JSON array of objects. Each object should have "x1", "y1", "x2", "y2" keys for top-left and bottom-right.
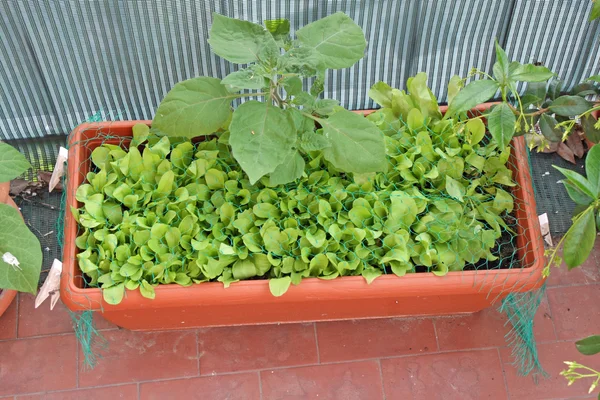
[{"x1": 151, "y1": 13, "x2": 386, "y2": 185}]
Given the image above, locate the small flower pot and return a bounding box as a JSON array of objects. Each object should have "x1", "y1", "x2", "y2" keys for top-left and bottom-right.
[
  {"x1": 61, "y1": 105, "x2": 545, "y2": 331},
  {"x1": 0, "y1": 182, "x2": 19, "y2": 318}
]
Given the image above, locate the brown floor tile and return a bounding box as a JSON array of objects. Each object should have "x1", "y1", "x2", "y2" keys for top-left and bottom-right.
[
  {"x1": 381, "y1": 349, "x2": 506, "y2": 399},
  {"x1": 92, "y1": 312, "x2": 119, "y2": 330},
  {"x1": 546, "y1": 248, "x2": 600, "y2": 287},
  {"x1": 500, "y1": 341, "x2": 600, "y2": 400},
  {"x1": 316, "y1": 318, "x2": 436, "y2": 363},
  {"x1": 547, "y1": 285, "x2": 600, "y2": 340},
  {"x1": 17, "y1": 295, "x2": 74, "y2": 338},
  {"x1": 78, "y1": 329, "x2": 198, "y2": 387},
  {"x1": 17, "y1": 384, "x2": 138, "y2": 400},
  {"x1": 197, "y1": 323, "x2": 317, "y2": 375},
  {"x1": 435, "y1": 299, "x2": 556, "y2": 350},
  {"x1": 0, "y1": 294, "x2": 17, "y2": 340},
  {"x1": 0, "y1": 335, "x2": 77, "y2": 396},
  {"x1": 140, "y1": 373, "x2": 260, "y2": 400},
  {"x1": 261, "y1": 360, "x2": 384, "y2": 400}
]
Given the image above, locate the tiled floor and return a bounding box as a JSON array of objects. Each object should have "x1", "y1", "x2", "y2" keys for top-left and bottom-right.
[{"x1": 1, "y1": 246, "x2": 599, "y2": 400}]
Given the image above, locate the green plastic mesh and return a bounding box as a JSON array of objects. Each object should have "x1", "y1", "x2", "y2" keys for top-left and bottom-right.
[
  {"x1": 499, "y1": 283, "x2": 547, "y2": 377},
  {"x1": 59, "y1": 109, "x2": 546, "y2": 373}
]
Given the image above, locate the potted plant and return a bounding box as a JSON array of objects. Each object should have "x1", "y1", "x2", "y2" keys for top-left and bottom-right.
[
  {"x1": 0, "y1": 142, "x2": 43, "y2": 318},
  {"x1": 61, "y1": 13, "x2": 545, "y2": 330}
]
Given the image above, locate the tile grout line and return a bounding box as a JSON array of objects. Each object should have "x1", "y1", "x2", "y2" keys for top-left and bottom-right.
[
  {"x1": 195, "y1": 329, "x2": 201, "y2": 377},
  {"x1": 376, "y1": 359, "x2": 386, "y2": 400},
  {"x1": 496, "y1": 347, "x2": 511, "y2": 400},
  {"x1": 75, "y1": 331, "x2": 80, "y2": 389},
  {"x1": 546, "y1": 281, "x2": 600, "y2": 289},
  {"x1": 14, "y1": 293, "x2": 19, "y2": 338},
  {"x1": 313, "y1": 323, "x2": 321, "y2": 364},
  {"x1": 0, "y1": 331, "x2": 76, "y2": 343},
  {"x1": 6, "y1": 382, "x2": 139, "y2": 398},
  {"x1": 257, "y1": 371, "x2": 264, "y2": 400},
  {"x1": 542, "y1": 290, "x2": 559, "y2": 341},
  {"x1": 431, "y1": 319, "x2": 440, "y2": 351}
]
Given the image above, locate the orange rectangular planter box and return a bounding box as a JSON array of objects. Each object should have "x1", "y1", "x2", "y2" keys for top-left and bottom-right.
[{"x1": 61, "y1": 106, "x2": 545, "y2": 331}]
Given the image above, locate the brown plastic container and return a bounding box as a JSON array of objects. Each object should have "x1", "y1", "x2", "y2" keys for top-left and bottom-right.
[{"x1": 61, "y1": 105, "x2": 545, "y2": 331}]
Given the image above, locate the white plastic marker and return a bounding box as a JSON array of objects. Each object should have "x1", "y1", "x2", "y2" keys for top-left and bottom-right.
[
  {"x1": 538, "y1": 213, "x2": 553, "y2": 247},
  {"x1": 35, "y1": 259, "x2": 62, "y2": 310},
  {"x1": 49, "y1": 147, "x2": 68, "y2": 192}
]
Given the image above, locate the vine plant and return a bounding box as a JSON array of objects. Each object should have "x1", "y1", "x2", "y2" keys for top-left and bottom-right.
[
  {"x1": 445, "y1": 41, "x2": 600, "y2": 152},
  {"x1": 152, "y1": 13, "x2": 386, "y2": 185}
]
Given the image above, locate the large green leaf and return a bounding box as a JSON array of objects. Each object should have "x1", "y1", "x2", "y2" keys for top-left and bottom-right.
[
  {"x1": 446, "y1": 80, "x2": 499, "y2": 116},
  {"x1": 509, "y1": 64, "x2": 554, "y2": 82},
  {"x1": 492, "y1": 41, "x2": 510, "y2": 85},
  {"x1": 369, "y1": 81, "x2": 393, "y2": 108},
  {"x1": 447, "y1": 75, "x2": 463, "y2": 105},
  {"x1": 488, "y1": 103, "x2": 516, "y2": 148},
  {"x1": 582, "y1": 115, "x2": 600, "y2": 143},
  {"x1": 585, "y1": 144, "x2": 600, "y2": 195},
  {"x1": 563, "y1": 180, "x2": 593, "y2": 206},
  {"x1": 576, "y1": 335, "x2": 600, "y2": 355},
  {"x1": 295, "y1": 12, "x2": 366, "y2": 69},
  {"x1": 320, "y1": 109, "x2": 386, "y2": 173},
  {"x1": 269, "y1": 151, "x2": 305, "y2": 185},
  {"x1": 221, "y1": 67, "x2": 267, "y2": 90},
  {"x1": 0, "y1": 203, "x2": 42, "y2": 294},
  {"x1": 0, "y1": 142, "x2": 31, "y2": 183},
  {"x1": 563, "y1": 207, "x2": 596, "y2": 269},
  {"x1": 549, "y1": 95, "x2": 591, "y2": 116},
  {"x1": 521, "y1": 81, "x2": 547, "y2": 107},
  {"x1": 269, "y1": 276, "x2": 292, "y2": 297},
  {"x1": 229, "y1": 101, "x2": 296, "y2": 184},
  {"x1": 554, "y1": 166, "x2": 597, "y2": 199},
  {"x1": 208, "y1": 13, "x2": 279, "y2": 64},
  {"x1": 538, "y1": 114, "x2": 563, "y2": 142},
  {"x1": 277, "y1": 46, "x2": 323, "y2": 77},
  {"x1": 152, "y1": 77, "x2": 236, "y2": 137},
  {"x1": 445, "y1": 176, "x2": 465, "y2": 202}
]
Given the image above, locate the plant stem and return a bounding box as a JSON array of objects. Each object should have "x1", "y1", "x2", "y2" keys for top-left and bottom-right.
[
  {"x1": 543, "y1": 204, "x2": 594, "y2": 277},
  {"x1": 237, "y1": 92, "x2": 268, "y2": 98}
]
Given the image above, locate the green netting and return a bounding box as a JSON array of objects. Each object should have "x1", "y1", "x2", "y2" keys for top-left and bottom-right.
[
  {"x1": 500, "y1": 283, "x2": 547, "y2": 377},
  {"x1": 60, "y1": 107, "x2": 546, "y2": 374}
]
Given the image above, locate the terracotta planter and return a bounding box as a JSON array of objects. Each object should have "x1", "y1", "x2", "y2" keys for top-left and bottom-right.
[
  {"x1": 0, "y1": 182, "x2": 19, "y2": 318},
  {"x1": 61, "y1": 105, "x2": 545, "y2": 331}
]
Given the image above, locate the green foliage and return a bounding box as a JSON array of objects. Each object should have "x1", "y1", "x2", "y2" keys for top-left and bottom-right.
[
  {"x1": 0, "y1": 143, "x2": 42, "y2": 294},
  {"x1": 0, "y1": 203, "x2": 42, "y2": 294},
  {"x1": 0, "y1": 142, "x2": 31, "y2": 182},
  {"x1": 448, "y1": 40, "x2": 599, "y2": 151},
  {"x1": 152, "y1": 13, "x2": 385, "y2": 184},
  {"x1": 576, "y1": 335, "x2": 600, "y2": 356},
  {"x1": 547, "y1": 145, "x2": 600, "y2": 275},
  {"x1": 590, "y1": 0, "x2": 600, "y2": 21},
  {"x1": 76, "y1": 75, "x2": 518, "y2": 302}
]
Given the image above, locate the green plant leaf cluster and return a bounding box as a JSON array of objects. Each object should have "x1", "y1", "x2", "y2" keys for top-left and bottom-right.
[
  {"x1": 548, "y1": 145, "x2": 600, "y2": 272},
  {"x1": 151, "y1": 12, "x2": 386, "y2": 185},
  {"x1": 446, "y1": 40, "x2": 599, "y2": 150},
  {"x1": 76, "y1": 74, "x2": 518, "y2": 303},
  {"x1": 0, "y1": 142, "x2": 42, "y2": 293}
]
